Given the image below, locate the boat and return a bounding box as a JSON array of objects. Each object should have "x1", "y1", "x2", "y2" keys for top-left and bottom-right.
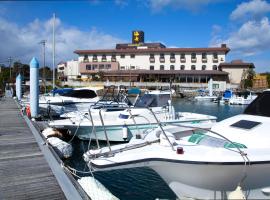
[
  {"x1": 49, "y1": 90, "x2": 217, "y2": 141},
  {"x1": 194, "y1": 78, "x2": 217, "y2": 101},
  {"x1": 84, "y1": 90, "x2": 270, "y2": 199},
  {"x1": 229, "y1": 91, "x2": 257, "y2": 105}
]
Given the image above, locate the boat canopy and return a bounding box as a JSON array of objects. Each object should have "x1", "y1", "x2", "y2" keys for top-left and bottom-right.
[
  {"x1": 60, "y1": 89, "x2": 97, "y2": 99},
  {"x1": 244, "y1": 91, "x2": 270, "y2": 117},
  {"x1": 134, "y1": 93, "x2": 170, "y2": 108},
  {"x1": 51, "y1": 88, "x2": 73, "y2": 95}
]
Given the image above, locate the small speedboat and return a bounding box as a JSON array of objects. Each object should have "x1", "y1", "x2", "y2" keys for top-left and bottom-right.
[
  {"x1": 84, "y1": 90, "x2": 270, "y2": 199},
  {"x1": 49, "y1": 90, "x2": 217, "y2": 141}
]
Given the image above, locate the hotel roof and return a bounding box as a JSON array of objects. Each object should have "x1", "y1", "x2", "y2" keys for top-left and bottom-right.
[{"x1": 74, "y1": 45, "x2": 230, "y2": 55}]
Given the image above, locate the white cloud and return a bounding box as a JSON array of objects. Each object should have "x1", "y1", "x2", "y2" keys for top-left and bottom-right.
[
  {"x1": 210, "y1": 18, "x2": 270, "y2": 56},
  {"x1": 147, "y1": 0, "x2": 221, "y2": 12},
  {"x1": 0, "y1": 16, "x2": 125, "y2": 67},
  {"x1": 230, "y1": 0, "x2": 270, "y2": 21}
]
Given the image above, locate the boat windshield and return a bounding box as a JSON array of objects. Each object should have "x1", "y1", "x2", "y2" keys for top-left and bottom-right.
[
  {"x1": 244, "y1": 91, "x2": 270, "y2": 117},
  {"x1": 60, "y1": 89, "x2": 97, "y2": 99},
  {"x1": 134, "y1": 94, "x2": 170, "y2": 107}
]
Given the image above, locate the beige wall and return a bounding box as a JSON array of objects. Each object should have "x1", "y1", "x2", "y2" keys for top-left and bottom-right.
[{"x1": 222, "y1": 68, "x2": 246, "y2": 84}]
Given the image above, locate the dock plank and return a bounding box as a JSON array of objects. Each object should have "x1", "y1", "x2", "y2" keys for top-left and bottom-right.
[{"x1": 0, "y1": 98, "x2": 66, "y2": 200}]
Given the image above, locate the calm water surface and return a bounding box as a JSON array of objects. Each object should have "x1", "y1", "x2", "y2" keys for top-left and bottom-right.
[{"x1": 65, "y1": 99, "x2": 247, "y2": 200}]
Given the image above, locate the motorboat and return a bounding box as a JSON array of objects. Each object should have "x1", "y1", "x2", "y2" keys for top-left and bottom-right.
[
  {"x1": 194, "y1": 78, "x2": 217, "y2": 102},
  {"x1": 84, "y1": 90, "x2": 270, "y2": 199},
  {"x1": 229, "y1": 91, "x2": 257, "y2": 105},
  {"x1": 49, "y1": 90, "x2": 217, "y2": 141}
]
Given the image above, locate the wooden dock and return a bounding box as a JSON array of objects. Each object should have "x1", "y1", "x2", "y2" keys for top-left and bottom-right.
[{"x1": 0, "y1": 98, "x2": 82, "y2": 199}]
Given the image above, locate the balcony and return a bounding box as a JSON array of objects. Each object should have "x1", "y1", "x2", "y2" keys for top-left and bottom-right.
[
  {"x1": 149, "y1": 58, "x2": 155, "y2": 63},
  {"x1": 101, "y1": 59, "x2": 107, "y2": 62},
  {"x1": 111, "y1": 58, "x2": 116, "y2": 62},
  {"x1": 191, "y1": 58, "x2": 197, "y2": 63},
  {"x1": 180, "y1": 58, "x2": 186, "y2": 63},
  {"x1": 213, "y1": 58, "x2": 218, "y2": 63},
  {"x1": 92, "y1": 58, "x2": 98, "y2": 62},
  {"x1": 170, "y1": 58, "x2": 175, "y2": 63},
  {"x1": 159, "y1": 58, "x2": 165, "y2": 63},
  {"x1": 202, "y1": 58, "x2": 207, "y2": 63}
]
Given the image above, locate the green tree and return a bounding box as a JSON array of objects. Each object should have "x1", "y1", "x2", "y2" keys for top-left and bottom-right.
[{"x1": 241, "y1": 68, "x2": 255, "y2": 89}]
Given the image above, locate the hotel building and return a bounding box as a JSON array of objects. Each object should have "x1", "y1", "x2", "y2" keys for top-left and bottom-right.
[{"x1": 58, "y1": 31, "x2": 254, "y2": 85}]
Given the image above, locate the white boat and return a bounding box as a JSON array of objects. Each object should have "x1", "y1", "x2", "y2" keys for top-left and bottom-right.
[
  {"x1": 49, "y1": 90, "x2": 217, "y2": 141},
  {"x1": 229, "y1": 91, "x2": 257, "y2": 105},
  {"x1": 84, "y1": 90, "x2": 270, "y2": 199},
  {"x1": 194, "y1": 78, "x2": 217, "y2": 101}
]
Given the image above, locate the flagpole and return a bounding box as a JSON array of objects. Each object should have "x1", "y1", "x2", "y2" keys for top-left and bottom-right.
[{"x1": 52, "y1": 13, "x2": 56, "y2": 89}]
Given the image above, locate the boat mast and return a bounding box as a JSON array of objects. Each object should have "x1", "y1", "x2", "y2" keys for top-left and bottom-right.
[{"x1": 52, "y1": 13, "x2": 56, "y2": 89}]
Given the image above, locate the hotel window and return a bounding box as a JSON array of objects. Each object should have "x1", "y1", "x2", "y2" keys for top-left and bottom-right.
[
  {"x1": 170, "y1": 65, "x2": 175, "y2": 70},
  {"x1": 86, "y1": 64, "x2": 92, "y2": 70},
  {"x1": 120, "y1": 66, "x2": 125, "y2": 70},
  {"x1": 105, "y1": 64, "x2": 111, "y2": 69},
  {"x1": 213, "y1": 65, "x2": 218, "y2": 70},
  {"x1": 202, "y1": 53, "x2": 207, "y2": 63},
  {"x1": 130, "y1": 66, "x2": 135, "y2": 70},
  {"x1": 180, "y1": 65, "x2": 185, "y2": 70},
  {"x1": 120, "y1": 54, "x2": 125, "y2": 58},
  {"x1": 191, "y1": 65, "x2": 196, "y2": 70},
  {"x1": 160, "y1": 65, "x2": 165, "y2": 70},
  {"x1": 191, "y1": 53, "x2": 197, "y2": 63},
  {"x1": 150, "y1": 65, "x2": 154, "y2": 70},
  {"x1": 99, "y1": 64, "x2": 105, "y2": 69},
  {"x1": 213, "y1": 53, "x2": 218, "y2": 63},
  {"x1": 149, "y1": 54, "x2": 155, "y2": 63},
  {"x1": 83, "y1": 55, "x2": 89, "y2": 62},
  {"x1": 92, "y1": 64, "x2": 98, "y2": 70},
  {"x1": 92, "y1": 55, "x2": 98, "y2": 62},
  {"x1": 160, "y1": 53, "x2": 165, "y2": 63},
  {"x1": 111, "y1": 54, "x2": 116, "y2": 62},
  {"x1": 170, "y1": 53, "x2": 175, "y2": 63},
  {"x1": 130, "y1": 54, "x2": 135, "y2": 58},
  {"x1": 180, "y1": 53, "x2": 186, "y2": 62},
  {"x1": 101, "y1": 54, "x2": 107, "y2": 62},
  {"x1": 202, "y1": 65, "x2": 206, "y2": 70}
]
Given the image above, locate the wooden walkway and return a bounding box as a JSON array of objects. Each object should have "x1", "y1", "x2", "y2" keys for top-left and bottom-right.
[{"x1": 0, "y1": 98, "x2": 66, "y2": 200}]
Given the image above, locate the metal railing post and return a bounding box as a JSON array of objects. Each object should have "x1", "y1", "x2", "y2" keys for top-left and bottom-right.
[
  {"x1": 98, "y1": 109, "x2": 111, "y2": 152},
  {"x1": 88, "y1": 108, "x2": 100, "y2": 149},
  {"x1": 148, "y1": 108, "x2": 175, "y2": 151}
]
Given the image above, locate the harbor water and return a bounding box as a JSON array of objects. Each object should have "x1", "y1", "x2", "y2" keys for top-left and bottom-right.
[{"x1": 65, "y1": 99, "x2": 247, "y2": 200}]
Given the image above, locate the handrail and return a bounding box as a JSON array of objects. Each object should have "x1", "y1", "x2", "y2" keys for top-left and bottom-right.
[
  {"x1": 148, "y1": 108, "x2": 175, "y2": 151},
  {"x1": 88, "y1": 108, "x2": 100, "y2": 149},
  {"x1": 98, "y1": 109, "x2": 111, "y2": 152},
  {"x1": 127, "y1": 109, "x2": 141, "y2": 136}
]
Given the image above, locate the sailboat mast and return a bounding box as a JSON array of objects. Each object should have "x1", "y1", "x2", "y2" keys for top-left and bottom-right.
[{"x1": 52, "y1": 13, "x2": 56, "y2": 89}]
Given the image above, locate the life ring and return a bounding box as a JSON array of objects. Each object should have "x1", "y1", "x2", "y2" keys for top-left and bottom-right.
[{"x1": 26, "y1": 105, "x2": 31, "y2": 118}]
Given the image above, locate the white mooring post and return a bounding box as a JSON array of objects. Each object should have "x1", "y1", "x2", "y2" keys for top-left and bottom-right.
[{"x1": 30, "y1": 57, "x2": 39, "y2": 118}]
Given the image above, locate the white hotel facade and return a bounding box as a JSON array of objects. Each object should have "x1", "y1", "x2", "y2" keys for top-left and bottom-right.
[{"x1": 58, "y1": 32, "x2": 254, "y2": 85}]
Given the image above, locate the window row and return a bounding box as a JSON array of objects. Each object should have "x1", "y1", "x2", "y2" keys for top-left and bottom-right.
[
  {"x1": 149, "y1": 65, "x2": 218, "y2": 70},
  {"x1": 149, "y1": 53, "x2": 219, "y2": 63},
  {"x1": 83, "y1": 53, "x2": 221, "y2": 63},
  {"x1": 83, "y1": 54, "x2": 135, "y2": 62},
  {"x1": 85, "y1": 64, "x2": 111, "y2": 70}
]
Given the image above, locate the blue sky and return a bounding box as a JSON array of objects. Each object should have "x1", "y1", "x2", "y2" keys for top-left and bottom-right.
[{"x1": 0, "y1": 0, "x2": 270, "y2": 72}]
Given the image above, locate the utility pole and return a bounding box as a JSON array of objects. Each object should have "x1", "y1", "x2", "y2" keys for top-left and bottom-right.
[
  {"x1": 8, "y1": 57, "x2": 12, "y2": 83},
  {"x1": 39, "y1": 40, "x2": 46, "y2": 93}
]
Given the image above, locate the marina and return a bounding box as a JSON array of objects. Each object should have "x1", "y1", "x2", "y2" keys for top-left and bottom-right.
[{"x1": 1, "y1": 1, "x2": 270, "y2": 199}]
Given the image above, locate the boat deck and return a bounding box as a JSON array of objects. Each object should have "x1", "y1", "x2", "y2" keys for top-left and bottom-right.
[{"x1": 0, "y1": 98, "x2": 67, "y2": 199}]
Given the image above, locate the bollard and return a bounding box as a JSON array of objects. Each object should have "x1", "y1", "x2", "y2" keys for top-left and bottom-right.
[
  {"x1": 16, "y1": 74, "x2": 22, "y2": 101},
  {"x1": 30, "y1": 57, "x2": 39, "y2": 118}
]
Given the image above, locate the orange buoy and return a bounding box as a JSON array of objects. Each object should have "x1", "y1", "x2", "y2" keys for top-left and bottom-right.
[{"x1": 26, "y1": 105, "x2": 31, "y2": 118}]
